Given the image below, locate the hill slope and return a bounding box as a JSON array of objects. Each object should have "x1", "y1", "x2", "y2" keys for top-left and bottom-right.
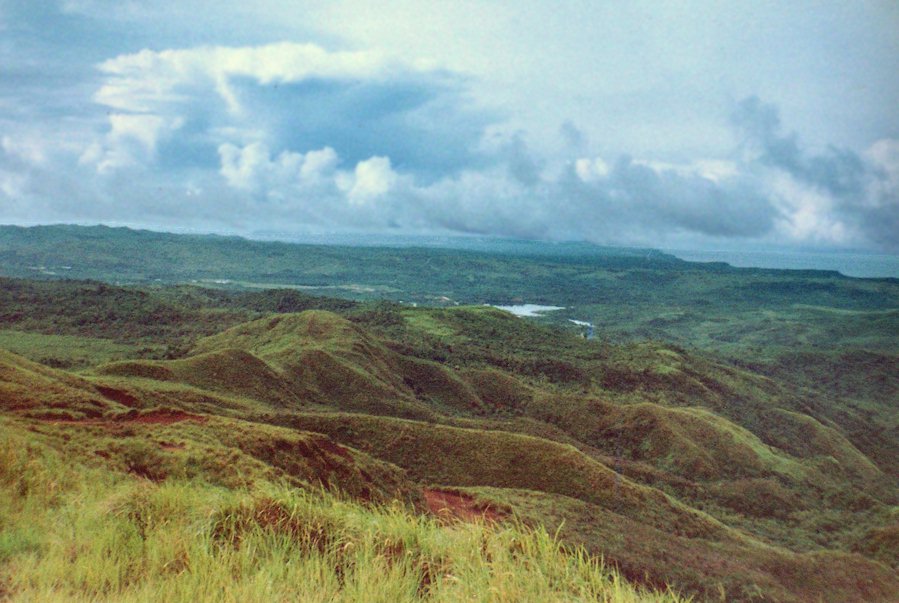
[
  {"x1": 2, "y1": 278, "x2": 897, "y2": 601},
  {"x1": 2, "y1": 417, "x2": 686, "y2": 603}
]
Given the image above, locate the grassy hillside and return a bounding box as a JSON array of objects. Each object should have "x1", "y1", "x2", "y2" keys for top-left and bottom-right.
[
  {"x1": 481, "y1": 487, "x2": 898, "y2": 603},
  {"x1": 1, "y1": 231, "x2": 897, "y2": 601},
  {"x1": 275, "y1": 413, "x2": 730, "y2": 540},
  {"x1": 1, "y1": 419, "x2": 682, "y2": 603},
  {"x1": 2, "y1": 304, "x2": 897, "y2": 600}
]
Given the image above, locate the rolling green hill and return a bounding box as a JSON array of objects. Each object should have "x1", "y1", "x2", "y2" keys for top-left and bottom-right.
[
  {"x1": 1, "y1": 296, "x2": 897, "y2": 600},
  {"x1": 1, "y1": 226, "x2": 897, "y2": 601}
]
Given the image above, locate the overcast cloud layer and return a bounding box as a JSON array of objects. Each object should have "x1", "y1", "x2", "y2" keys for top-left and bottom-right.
[{"x1": 1, "y1": 1, "x2": 898, "y2": 251}]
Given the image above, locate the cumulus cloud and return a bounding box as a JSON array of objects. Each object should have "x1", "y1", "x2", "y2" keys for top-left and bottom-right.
[
  {"x1": 218, "y1": 142, "x2": 337, "y2": 194},
  {"x1": 4, "y1": 0, "x2": 898, "y2": 259},
  {"x1": 88, "y1": 42, "x2": 492, "y2": 176},
  {"x1": 0, "y1": 169, "x2": 27, "y2": 199},
  {"x1": 3, "y1": 28, "x2": 896, "y2": 251},
  {"x1": 81, "y1": 113, "x2": 184, "y2": 173},
  {"x1": 733, "y1": 96, "x2": 899, "y2": 249},
  {"x1": 340, "y1": 156, "x2": 398, "y2": 204},
  {"x1": 574, "y1": 157, "x2": 611, "y2": 182},
  {"x1": 2, "y1": 135, "x2": 48, "y2": 166},
  {"x1": 94, "y1": 43, "x2": 402, "y2": 114},
  {"x1": 199, "y1": 132, "x2": 778, "y2": 247},
  {"x1": 733, "y1": 96, "x2": 865, "y2": 197}
]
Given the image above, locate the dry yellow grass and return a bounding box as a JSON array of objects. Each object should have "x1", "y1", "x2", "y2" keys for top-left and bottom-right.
[{"x1": 0, "y1": 421, "x2": 684, "y2": 603}]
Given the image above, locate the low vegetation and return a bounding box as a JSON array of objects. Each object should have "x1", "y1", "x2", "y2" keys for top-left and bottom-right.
[
  {"x1": 1, "y1": 225, "x2": 897, "y2": 601},
  {"x1": 1, "y1": 421, "x2": 682, "y2": 603}
]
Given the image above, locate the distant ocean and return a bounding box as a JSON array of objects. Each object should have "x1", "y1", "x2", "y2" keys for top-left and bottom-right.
[{"x1": 667, "y1": 249, "x2": 899, "y2": 279}]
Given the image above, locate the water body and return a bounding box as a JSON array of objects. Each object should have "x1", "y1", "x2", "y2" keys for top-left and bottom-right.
[
  {"x1": 569, "y1": 319, "x2": 595, "y2": 339},
  {"x1": 667, "y1": 249, "x2": 899, "y2": 279},
  {"x1": 491, "y1": 304, "x2": 566, "y2": 317}
]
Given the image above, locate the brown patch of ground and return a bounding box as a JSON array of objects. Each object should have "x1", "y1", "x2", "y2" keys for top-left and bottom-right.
[
  {"x1": 159, "y1": 441, "x2": 186, "y2": 451},
  {"x1": 95, "y1": 385, "x2": 140, "y2": 407},
  {"x1": 423, "y1": 488, "x2": 504, "y2": 523},
  {"x1": 314, "y1": 437, "x2": 354, "y2": 460},
  {"x1": 42, "y1": 409, "x2": 207, "y2": 426}
]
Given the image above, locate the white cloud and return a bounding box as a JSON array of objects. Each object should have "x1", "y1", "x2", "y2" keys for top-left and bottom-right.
[
  {"x1": 1, "y1": 135, "x2": 47, "y2": 165},
  {"x1": 865, "y1": 138, "x2": 899, "y2": 202},
  {"x1": 0, "y1": 169, "x2": 27, "y2": 199},
  {"x1": 80, "y1": 113, "x2": 182, "y2": 173},
  {"x1": 0, "y1": 127, "x2": 95, "y2": 167},
  {"x1": 5, "y1": 2, "x2": 897, "y2": 252},
  {"x1": 108, "y1": 113, "x2": 171, "y2": 151},
  {"x1": 206, "y1": 134, "x2": 782, "y2": 244},
  {"x1": 574, "y1": 157, "x2": 610, "y2": 182},
  {"x1": 95, "y1": 43, "x2": 405, "y2": 115},
  {"x1": 767, "y1": 172, "x2": 851, "y2": 244},
  {"x1": 218, "y1": 142, "x2": 339, "y2": 194},
  {"x1": 630, "y1": 158, "x2": 739, "y2": 183},
  {"x1": 82, "y1": 40, "x2": 486, "y2": 180},
  {"x1": 218, "y1": 142, "x2": 269, "y2": 191},
  {"x1": 692, "y1": 160, "x2": 739, "y2": 183},
  {"x1": 341, "y1": 156, "x2": 397, "y2": 204},
  {"x1": 300, "y1": 147, "x2": 340, "y2": 181}
]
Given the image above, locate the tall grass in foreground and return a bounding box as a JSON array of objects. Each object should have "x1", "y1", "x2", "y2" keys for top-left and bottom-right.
[{"x1": 0, "y1": 428, "x2": 685, "y2": 602}]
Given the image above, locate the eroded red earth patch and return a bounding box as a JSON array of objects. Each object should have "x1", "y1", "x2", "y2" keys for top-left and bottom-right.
[
  {"x1": 42, "y1": 409, "x2": 207, "y2": 426},
  {"x1": 423, "y1": 488, "x2": 504, "y2": 523}
]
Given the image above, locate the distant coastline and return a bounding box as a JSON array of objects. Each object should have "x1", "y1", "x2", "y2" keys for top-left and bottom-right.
[{"x1": 667, "y1": 248, "x2": 899, "y2": 279}]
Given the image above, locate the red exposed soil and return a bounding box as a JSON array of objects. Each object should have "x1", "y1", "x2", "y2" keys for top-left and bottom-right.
[
  {"x1": 95, "y1": 386, "x2": 140, "y2": 408},
  {"x1": 42, "y1": 409, "x2": 207, "y2": 426},
  {"x1": 315, "y1": 437, "x2": 354, "y2": 460},
  {"x1": 423, "y1": 488, "x2": 504, "y2": 523}
]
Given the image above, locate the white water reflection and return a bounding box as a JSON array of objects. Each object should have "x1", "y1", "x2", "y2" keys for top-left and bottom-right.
[{"x1": 490, "y1": 304, "x2": 565, "y2": 317}]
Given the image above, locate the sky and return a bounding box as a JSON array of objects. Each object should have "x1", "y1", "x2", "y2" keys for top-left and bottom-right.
[{"x1": 1, "y1": 1, "x2": 898, "y2": 252}]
